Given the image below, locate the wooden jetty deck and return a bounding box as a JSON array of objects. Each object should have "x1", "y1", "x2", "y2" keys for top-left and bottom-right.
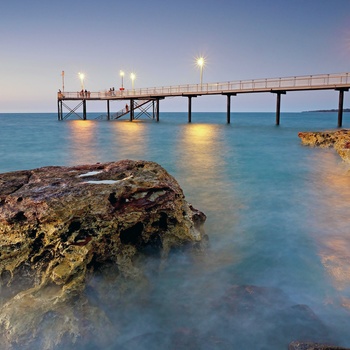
[{"x1": 57, "y1": 72, "x2": 350, "y2": 126}]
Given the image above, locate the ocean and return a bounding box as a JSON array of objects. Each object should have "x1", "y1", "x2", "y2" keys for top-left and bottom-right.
[{"x1": 1, "y1": 112, "x2": 350, "y2": 349}]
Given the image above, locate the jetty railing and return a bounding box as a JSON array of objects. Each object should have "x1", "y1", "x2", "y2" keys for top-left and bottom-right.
[{"x1": 58, "y1": 72, "x2": 350, "y2": 100}]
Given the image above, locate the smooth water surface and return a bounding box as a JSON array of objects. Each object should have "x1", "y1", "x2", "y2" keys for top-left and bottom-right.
[{"x1": 1, "y1": 112, "x2": 350, "y2": 349}]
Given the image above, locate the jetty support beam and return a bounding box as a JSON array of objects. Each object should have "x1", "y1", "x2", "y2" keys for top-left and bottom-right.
[
  {"x1": 107, "y1": 100, "x2": 110, "y2": 121},
  {"x1": 156, "y1": 98, "x2": 160, "y2": 122},
  {"x1": 336, "y1": 88, "x2": 348, "y2": 127},
  {"x1": 57, "y1": 101, "x2": 84, "y2": 120},
  {"x1": 151, "y1": 97, "x2": 163, "y2": 122},
  {"x1": 151, "y1": 98, "x2": 160, "y2": 121},
  {"x1": 272, "y1": 91, "x2": 286, "y2": 126},
  {"x1": 184, "y1": 95, "x2": 197, "y2": 123},
  {"x1": 130, "y1": 99, "x2": 134, "y2": 121},
  {"x1": 83, "y1": 99, "x2": 87, "y2": 120},
  {"x1": 57, "y1": 99, "x2": 63, "y2": 121},
  {"x1": 60, "y1": 100, "x2": 63, "y2": 121},
  {"x1": 223, "y1": 93, "x2": 236, "y2": 124}
]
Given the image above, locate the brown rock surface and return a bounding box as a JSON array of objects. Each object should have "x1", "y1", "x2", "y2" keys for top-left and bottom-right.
[
  {"x1": 0, "y1": 160, "x2": 206, "y2": 349},
  {"x1": 298, "y1": 129, "x2": 350, "y2": 162},
  {"x1": 289, "y1": 341, "x2": 350, "y2": 350}
]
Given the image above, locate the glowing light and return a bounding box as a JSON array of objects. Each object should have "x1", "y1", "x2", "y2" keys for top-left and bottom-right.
[
  {"x1": 196, "y1": 56, "x2": 205, "y2": 86},
  {"x1": 197, "y1": 57, "x2": 205, "y2": 68},
  {"x1": 78, "y1": 72, "x2": 85, "y2": 90},
  {"x1": 120, "y1": 70, "x2": 125, "y2": 89},
  {"x1": 130, "y1": 72, "x2": 136, "y2": 89}
]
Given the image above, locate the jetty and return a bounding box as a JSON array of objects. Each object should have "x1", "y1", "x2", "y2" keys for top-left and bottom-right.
[{"x1": 57, "y1": 72, "x2": 350, "y2": 126}]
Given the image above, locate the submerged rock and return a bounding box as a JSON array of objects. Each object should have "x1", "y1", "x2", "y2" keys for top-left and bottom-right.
[
  {"x1": 209, "y1": 285, "x2": 334, "y2": 349},
  {"x1": 298, "y1": 129, "x2": 350, "y2": 162},
  {"x1": 289, "y1": 341, "x2": 350, "y2": 350},
  {"x1": 0, "y1": 160, "x2": 206, "y2": 349}
]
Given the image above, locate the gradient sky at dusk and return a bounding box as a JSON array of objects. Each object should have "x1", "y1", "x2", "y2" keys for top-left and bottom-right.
[{"x1": 1, "y1": 0, "x2": 349, "y2": 113}]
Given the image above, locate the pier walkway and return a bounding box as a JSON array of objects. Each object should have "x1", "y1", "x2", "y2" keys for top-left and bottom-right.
[{"x1": 57, "y1": 72, "x2": 350, "y2": 126}]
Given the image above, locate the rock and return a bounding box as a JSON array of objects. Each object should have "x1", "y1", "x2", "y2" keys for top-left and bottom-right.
[
  {"x1": 289, "y1": 341, "x2": 350, "y2": 350},
  {"x1": 298, "y1": 129, "x2": 350, "y2": 162},
  {"x1": 117, "y1": 329, "x2": 231, "y2": 350},
  {"x1": 0, "y1": 160, "x2": 206, "y2": 349},
  {"x1": 210, "y1": 285, "x2": 334, "y2": 348}
]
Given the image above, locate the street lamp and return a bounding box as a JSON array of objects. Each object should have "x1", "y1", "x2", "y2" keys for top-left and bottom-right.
[
  {"x1": 196, "y1": 57, "x2": 205, "y2": 86},
  {"x1": 120, "y1": 70, "x2": 125, "y2": 90},
  {"x1": 78, "y1": 72, "x2": 85, "y2": 90},
  {"x1": 130, "y1": 72, "x2": 136, "y2": 90},
  {"x1": 61, "y1": 70, "x2": 65, "y2": 92}
]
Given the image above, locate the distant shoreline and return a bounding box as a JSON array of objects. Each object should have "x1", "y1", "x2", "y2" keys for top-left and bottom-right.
[{"x1": 302, "y1": 108, "x2": 350, "y2": 113}]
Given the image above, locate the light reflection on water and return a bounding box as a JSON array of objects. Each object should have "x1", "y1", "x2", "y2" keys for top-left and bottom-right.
[
  {"x1": 174, "y1": 123, "x2": 241, "y2": 279},
  {"x1": 175, "y1": 123, "x2": 237, "y2": 221},
  {"x1": 109, "y1": 120, "x2": 149, "y2": 160},
  {"x1": 1, "y1": 112, "x2": 350, "y2": 348},
  {"x1": 306, "y1": 150, "x2": 350, "y2": 306},
  {"x1": 66, "y1": 120, "x2": 99, "y2": 165}
]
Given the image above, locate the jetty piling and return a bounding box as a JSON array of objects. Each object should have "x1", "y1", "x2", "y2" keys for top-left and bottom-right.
[
  {"x1": 224, "y1": 93, "x2": 236, "y2": 124},
  {"x1": 185, "y1": 95, "x2": 197, "y2": 123},
  {"x1": 273, "y1": 91, "x2": 286, "y2": 126},
  {"x1": 337, "y1": 88, "x2": 349, "y2": 127},
  {"x1": 107, "y1": 100, "x2": 110, "y2": 121},
  {"x1": 82, "y1": 100, "x2": 87, "y2": 120}
]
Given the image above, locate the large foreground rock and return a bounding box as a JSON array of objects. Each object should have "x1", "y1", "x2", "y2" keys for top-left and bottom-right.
[
  {"x1": 0, "y1": 160, "x2": 206, "y2": 349},
  {"x1": 298, "y1": 129, "x2": 350, "y2": 162}
]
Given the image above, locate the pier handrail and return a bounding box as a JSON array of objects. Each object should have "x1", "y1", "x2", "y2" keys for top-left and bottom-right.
[{"x1": 58, "y1": 72, "x2": 350, "y2": 100}]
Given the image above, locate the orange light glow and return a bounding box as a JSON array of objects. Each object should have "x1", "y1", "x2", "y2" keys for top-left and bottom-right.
[{"x1": 67, "y1": 120, "x2": 98, "y2": 164}]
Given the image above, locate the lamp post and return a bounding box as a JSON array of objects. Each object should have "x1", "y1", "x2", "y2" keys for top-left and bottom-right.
[
  {"x1": 120, "y1": 70, "x2": 125, "y2": 90},
  {"x1": 196, "y1": 57, "x2": 205, "y2": 87},
  {"x1": 130, "y1": 72, "x2": 136, "y2": 90},
  {"x1": 61, "y1": 70, "x2": 65, "y2": 92},
  {"x1": 78, "y1": 72, "x2": 85, "y2": 90}
]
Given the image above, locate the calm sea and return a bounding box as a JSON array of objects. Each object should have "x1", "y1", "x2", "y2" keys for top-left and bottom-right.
[{"x1": 1, "y1": 112, "x2": 350, "y2": 349}]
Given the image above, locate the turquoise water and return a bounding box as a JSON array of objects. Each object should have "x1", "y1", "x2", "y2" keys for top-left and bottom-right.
[{"x1": 1, "y1": 112, "x2": 350, "y2": 349}]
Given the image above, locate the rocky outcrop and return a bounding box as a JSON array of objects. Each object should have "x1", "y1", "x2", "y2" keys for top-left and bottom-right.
[
  {"x1": 289, "y1": 341, "x2": 350, "y2": 350},
  {"x1": 0, "y1": 160, "x2": 206, "y2": 349},
  {"x1": 298, "y1": 129, "x2": 350, "y2": 162}
]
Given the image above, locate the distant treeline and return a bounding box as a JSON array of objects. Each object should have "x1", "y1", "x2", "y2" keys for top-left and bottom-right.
[{"x1": 303, "y1": 108, "x2": 350, "y2": 113}]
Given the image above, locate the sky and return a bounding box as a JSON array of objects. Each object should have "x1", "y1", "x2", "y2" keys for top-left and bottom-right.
[{"x1": 0, "y1": 0, "x2": 349, "y2": 113}]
